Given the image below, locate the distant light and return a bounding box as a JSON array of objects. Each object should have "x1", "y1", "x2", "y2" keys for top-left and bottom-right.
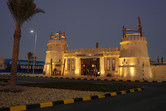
[{"x1": 30, "y1": 30, "x2": 34, "y2": 33}]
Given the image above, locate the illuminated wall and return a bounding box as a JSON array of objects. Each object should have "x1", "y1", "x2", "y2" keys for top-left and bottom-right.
[
  {"x1": 100, "y1": 57, "x2": 105, "y2": 76},
  {"x1": 62, "y1": 48, "x2": 120, "y2": 77},
  {"x1": 43, "y1": 39, "x2": 67, "y2": 76},
  {"x1": 75, "y1": 58, "x2": 81, "y2": 75},
  {"x1": 119, "y1": 36, "x2": 152, "y2": 80}
]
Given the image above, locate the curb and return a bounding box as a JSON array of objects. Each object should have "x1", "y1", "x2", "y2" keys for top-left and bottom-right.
[
  {"x1": 18, "y1": 74, "x2": 166, "y2": 83},
  {"x1": 0, "y1": 73, "x2": 166, "y2": 83},
  {"x1": 0, "y1": 87, "x2": 144, "y2": 111}
]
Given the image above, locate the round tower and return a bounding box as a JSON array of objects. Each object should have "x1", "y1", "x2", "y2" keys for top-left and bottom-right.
[
  {"x1": 119, "y1": 36, "x2": 152, "y2": 80},
  {"x1": 119, "y1": 17, "x2": 152, "y2": 80},
  {"x1": 43, "y1": 31, "x2": 67, "y2": 76}
]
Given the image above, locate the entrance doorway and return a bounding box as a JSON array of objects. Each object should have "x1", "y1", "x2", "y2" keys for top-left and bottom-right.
[{"x1": 81, "y1": 58, "x2": 100, "y2": 76}]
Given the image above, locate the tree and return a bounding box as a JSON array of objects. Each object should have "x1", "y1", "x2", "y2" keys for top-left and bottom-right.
[
  {"x1": 7, "y1": 0, "x2": 45, "y2": 90},
  {"x1": 27, "y1": 52, "x2": 33, "y2": 73}
]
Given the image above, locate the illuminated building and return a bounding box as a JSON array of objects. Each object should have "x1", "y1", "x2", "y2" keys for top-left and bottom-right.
[{"x1": 43, "y1": 17, "x2": 154, "y2": 80}]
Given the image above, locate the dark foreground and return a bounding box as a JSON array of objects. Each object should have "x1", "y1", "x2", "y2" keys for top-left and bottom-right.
[
  {"x1": 29, "y1": 85, "x2": 166, "y2": 111},
  {"x1": 1, "y1": 75, "x2": 166, "y2": 111}
]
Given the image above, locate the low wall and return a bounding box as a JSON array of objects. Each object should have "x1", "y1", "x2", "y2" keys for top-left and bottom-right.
[{"x1": 151, "y1": 65, "x2": 166, "y2": 79}]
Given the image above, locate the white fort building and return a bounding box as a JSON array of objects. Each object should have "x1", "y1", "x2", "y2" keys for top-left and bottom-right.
[{"x1": 43, "y1": 17, "x2": 165, "y2": 80}]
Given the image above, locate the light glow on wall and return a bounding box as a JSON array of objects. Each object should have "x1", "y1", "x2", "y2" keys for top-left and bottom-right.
[
  {"x1": 119, "y1": 67, "x2": 122, "y2": 77},
  {"x1": 46, "y1": 65, "x2": 51, "y2": 76},
  {"x1": 75, "y1": 69, "x2": 79, "y2": 75},
  {"x1": 130, "y1": 62, "x2": 134, "y2": 66},
  {"x1": 124, "y1": 67, "x2": 127, "y2": 77},
  {"x1": 130, "y1": 67, "x2": 134, "y2": 77},
  {"x1": 75, "y1": 58, "x2": 80, "y2": 75},
  {"x1": 100, "y1": 57, "x2": 105, "y2": 76}
]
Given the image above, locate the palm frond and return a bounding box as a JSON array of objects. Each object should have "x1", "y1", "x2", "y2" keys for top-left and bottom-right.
[{"x1": 7, "y1": 0, "x2": 45, "y2": 26}]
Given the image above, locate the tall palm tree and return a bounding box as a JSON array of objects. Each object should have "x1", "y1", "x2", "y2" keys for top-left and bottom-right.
[
  {"x1": 27, "y1": 52, "x2": 33, "y2": 73},
  {"x1": 7, "y1": 0, "x2": 45, "y2": 90}
]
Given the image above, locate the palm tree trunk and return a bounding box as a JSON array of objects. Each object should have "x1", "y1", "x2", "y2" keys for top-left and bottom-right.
[{"x1": 9, "y1": 24, "x2": 21, "y2": 90}]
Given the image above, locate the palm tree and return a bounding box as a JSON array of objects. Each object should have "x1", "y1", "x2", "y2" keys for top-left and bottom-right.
[
  {"x1": 7, "y1": 0, "x2": 45, "y2": 90},
  {"x1": 27, "y1": 52, "x2": 33, "y2": 73}
]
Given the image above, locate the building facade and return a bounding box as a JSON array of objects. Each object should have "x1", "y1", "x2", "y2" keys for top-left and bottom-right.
[{"x1": 43, "y1": 18, "x2": 153, "y2": 80}]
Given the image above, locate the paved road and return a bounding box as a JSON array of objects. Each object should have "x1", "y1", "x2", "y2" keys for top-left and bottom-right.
[
  {"x1": 1, "y1": 75, "x2": 166, "y2": 111},
  {"x1": 31, "y1": 87, "x2": 166, "y2": 111},
  {"x1": 29, "y1": 83, "x2": 166, "y2": 111}
]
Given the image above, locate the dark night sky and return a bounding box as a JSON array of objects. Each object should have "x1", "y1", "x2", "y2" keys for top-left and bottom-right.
[{"x1": 0, "y1": 0, "x2": 166, "y2": 61}]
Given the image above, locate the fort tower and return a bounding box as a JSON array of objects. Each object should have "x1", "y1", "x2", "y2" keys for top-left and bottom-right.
[
  {"x1": 119, "y1": 17, "x2": 152, "y2": 80},
  {"x1": 43, "y1": 31, "x2": 67, "y2": 76}
]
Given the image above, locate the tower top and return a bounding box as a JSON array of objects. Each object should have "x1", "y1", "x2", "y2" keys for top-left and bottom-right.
[
  {"x1": 122, "y1": 17, "x2": 143, "y2": 38},
  {"x1": 50, "y1": 31, "x2": 66, "y2": 40}
]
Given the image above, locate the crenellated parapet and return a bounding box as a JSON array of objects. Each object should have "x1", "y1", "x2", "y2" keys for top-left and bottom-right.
[
  {"x1": 47, "y1": 39, "x2": 67, "y2": 51},
  {"x1": 120, "y1": 36, "x2": 149, "y2": 58},
  {"x1": 121, "y1": 36, "x2": 146, "y2": 42},
  {"x1": 65, "y1": 47, "x2": 119, "y2": 53},
  {"x1": 48, "y1": 39, "x2": 67, "y2": 44}
]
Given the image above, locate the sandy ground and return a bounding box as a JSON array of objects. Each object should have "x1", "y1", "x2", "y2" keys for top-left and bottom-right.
[{"x1": 0, "y1": 86, "x2": 106, "y2": 108}]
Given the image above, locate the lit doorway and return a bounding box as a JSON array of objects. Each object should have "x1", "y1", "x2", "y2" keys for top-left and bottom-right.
[{"x1": 81, "y1": 58, "x2": 100, "y2": 76}]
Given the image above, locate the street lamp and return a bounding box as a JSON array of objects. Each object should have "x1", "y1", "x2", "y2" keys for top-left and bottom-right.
[{"x1": 30, "y1": 30, "x2": 37, "y2": 74}]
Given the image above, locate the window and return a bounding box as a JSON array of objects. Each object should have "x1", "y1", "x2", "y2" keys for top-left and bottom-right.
[
  {"x1": 106, "y1": 59, "x2": 110, "y2": 71},
  {"x1": 71, "y1": 59, "x2": 75, "y2": 70},
  {"x1": 112, "y1": 59, "x2": 115, "y2": 71},
  {"x1": 67, "y1": 59, "x2": 70, "y2": 70}
]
